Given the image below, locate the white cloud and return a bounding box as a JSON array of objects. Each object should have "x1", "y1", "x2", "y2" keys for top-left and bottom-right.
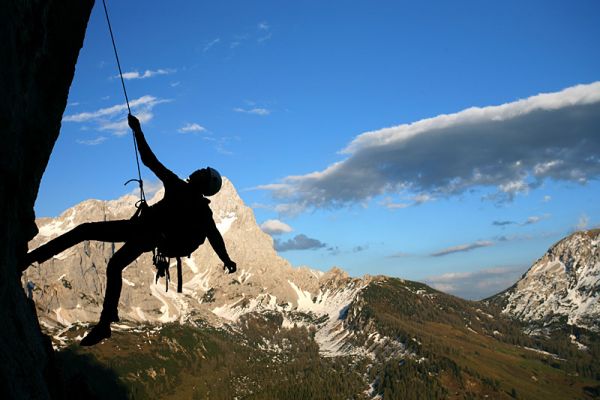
[
  {"x1": 275, "y1": 234, "x2": 326, "y2": 252},
  {"x1": 492, "y1": 214, "x2": 549, "y2": 227},
  {"x1": 62, "y1": 95, "x2": 170, "y2": 135},
  {"x1": 522, "y1": 215, "x2": 547, "y2": 225},
  {"x1": 543, "y1": 195, "x2": 552, "y2": 202},
  {"x1": 260, "y1": 82, "x2": 600, "y2": 211},
  {"x1": 257, "y1": 21, "x2": 272, "y2": 43},
  {"x1": 76, "y1": 136, "x2": 107, "y2": 146},
  {"x1": 129, "y1": 180, "x2": 164, "y2": 201},
  {"x1": 178, "y1": 123, "x2": 206, "y2": 133},
  {"x1": 424, "y1": 266, "x2": 527, "y2": 300},
  {"x1": 387, "y1": 251, "x2": 410, "y2": 258},
  {"x1": 116, "y1": 68, "x2": 175, "y2": 80},
  {"x1": 431, "y1": 241, "x2": 494, "y2": 257},
  {"x1": 380, "y1": 193, "x2": 432, "y2": 209},
  {"x1": 260, "y1": 219, "x2": 293, "y2": 235},
  {"x1": 257, "y1": 33, "x2": 272, "y2": 43},
  {"x1": 383, "y1": 201, "x2": 410, "y2": 209},
  {"x1": 98, "y1": 110, "x2": 154, "y2": 136},
  {"x1": 234, "y1": 107, "x2": 271, "y2": 116},
  {"x1": 203, "y1": 38, "x2": 221, "y2": 52},
  {"x1": 492, "y1": 220, "x2": 515, "y2": 226}
]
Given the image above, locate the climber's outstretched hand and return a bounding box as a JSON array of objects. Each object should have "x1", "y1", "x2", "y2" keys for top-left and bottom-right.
[
  {"x1": 128, "y1": 114, "x2": 141, "y2": 132},
  {"x1": 224, "y1": 261, "x2": 237, "y2": 274}
]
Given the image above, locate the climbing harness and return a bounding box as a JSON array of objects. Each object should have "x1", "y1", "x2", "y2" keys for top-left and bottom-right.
[
  {"x1": 101, "y1": 0, "x2": 146, "y2": 205},
  {"x1": 152, "y1": 251, "x2": 184, "y2": 293}
]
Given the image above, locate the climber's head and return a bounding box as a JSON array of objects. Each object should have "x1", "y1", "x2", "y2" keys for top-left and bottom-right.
[{"x1": 188, "y1": 167, "x2": 222, "y2": 196}]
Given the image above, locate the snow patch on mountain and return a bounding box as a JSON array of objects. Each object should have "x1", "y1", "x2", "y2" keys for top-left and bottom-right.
[
  {"x1": 216, "y1": 211, "x2": 237, "y2": 234},
  {"x1": 287, "y1": 280, "x2": 368, "y2": 356},
  {"x1": 213, "y1": 293, "x2": 285, "y2": 321},
  {"x1": 24, "y1": 177, "x2": 401, "y2": 360},
  {"x1": 501, "y1": 229, "x2": 600, "y2": 332}
]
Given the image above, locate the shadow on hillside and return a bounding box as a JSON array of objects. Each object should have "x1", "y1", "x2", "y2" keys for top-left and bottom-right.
[{"x1": 53, "y1": 347, "x2": 129, "y2": 399}]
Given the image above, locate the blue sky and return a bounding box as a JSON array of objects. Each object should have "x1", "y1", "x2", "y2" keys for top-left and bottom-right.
[{"x1": 36, "y1": 0, "x2": 600, "y2": 299}]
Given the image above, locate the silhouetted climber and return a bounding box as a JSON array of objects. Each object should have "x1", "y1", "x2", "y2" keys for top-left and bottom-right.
[
  {"x1": 23, "y1": 114, "x2": 237, "y2": 346},
  {"x1": 26, "y1": 281, "x2": 35, "y2": 300}
]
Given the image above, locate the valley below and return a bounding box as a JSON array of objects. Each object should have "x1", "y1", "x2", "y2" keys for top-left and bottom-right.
[{"x1": 24, "y1": 181, "x2": 600, "y2": 399}]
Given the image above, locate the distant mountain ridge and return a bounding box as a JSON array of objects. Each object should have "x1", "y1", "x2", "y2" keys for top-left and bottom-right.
[
  {"x1": 24, "y1": 178, "x2": 373, "y2": 356},
  {"x1": 23, "y1": 179, "x2": 600, "y2": 398},
  {"x1": 489, "y1": 229, "x2": 600, "y2": 333}
]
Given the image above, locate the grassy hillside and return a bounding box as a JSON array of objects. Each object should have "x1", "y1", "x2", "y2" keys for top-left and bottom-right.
[
  {"x1": 55, "y1": 317, "x2": 368, "y2": 399},
  {"x1": 50, "y1": 278, "x2": 600, "y2": 399},
  {"x1": 356, "y1": 278, "x2": 600, "y2": 399}
]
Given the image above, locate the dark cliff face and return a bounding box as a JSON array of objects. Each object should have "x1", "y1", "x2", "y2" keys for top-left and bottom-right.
[{"x1": 0, "y1": 1, "x2": 94, "y2": 398}]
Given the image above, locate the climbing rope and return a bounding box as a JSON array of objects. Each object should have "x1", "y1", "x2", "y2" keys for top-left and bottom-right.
[{"x1": 101, "y1": 0, "x2": 146, "y2": 204}]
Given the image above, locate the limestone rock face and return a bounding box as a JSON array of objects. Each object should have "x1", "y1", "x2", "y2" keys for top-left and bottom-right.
[
  {"x1": 0, "y1": 1, "x2": 94, "y2": 398},
  {"x1": 25, "y1": 178, "x2": 375, "y2": 356},
  {"x1": 25, "y1": 178, "x2": 327, "y2": 327},
  {"x1": 499, "y1": 229, "x2": 600, "y2": 332}
]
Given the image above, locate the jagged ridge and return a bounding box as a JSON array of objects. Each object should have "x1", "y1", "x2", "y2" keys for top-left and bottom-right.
[{"x1": 490, "y1": 229, "x2": 600, "y2": 332}]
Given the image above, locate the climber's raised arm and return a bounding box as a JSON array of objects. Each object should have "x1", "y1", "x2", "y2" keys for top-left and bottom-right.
[
  {"x1": 128, "y1": 114, "x2": 178, "y2": 184},
  {"x1": 206, "y1": 218, "x2": 237, "y2": 273}
]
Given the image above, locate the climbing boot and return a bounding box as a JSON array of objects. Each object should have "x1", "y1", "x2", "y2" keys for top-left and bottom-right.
[{"x1": 80, "y1": 322, "x2": 111, "y2": 346}]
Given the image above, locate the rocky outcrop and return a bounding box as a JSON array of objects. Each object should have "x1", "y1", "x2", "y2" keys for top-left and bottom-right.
[
  {"x1": 0, "y1": 1, "x2": 94, "y2": 398},
  {"x1": 25, "y1": 178, "x2": 377, "y2": 357},
  {"x1": 496, "y1": 229, "x2": 600, "y2": 332},
  {"x1": 25, "y1": 178, "x2": 327, "y2": 327}
]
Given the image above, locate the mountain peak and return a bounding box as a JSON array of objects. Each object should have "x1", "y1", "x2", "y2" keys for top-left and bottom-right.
[{"x1": 498, "y1": 229, "x2": 600, "y2": 332}]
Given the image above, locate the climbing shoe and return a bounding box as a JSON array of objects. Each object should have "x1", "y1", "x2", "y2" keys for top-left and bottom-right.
[{"x1": 80, "y1": 322, "x2": 111, "y2": 346}]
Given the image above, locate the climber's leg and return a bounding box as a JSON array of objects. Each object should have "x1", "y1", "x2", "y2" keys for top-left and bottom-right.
[
  {"x1": 81, "y1": 240, "x2": 145, "y2": 346},
  {"x1": 23, "y1": 220, "x2": 135, "y2": 268}
]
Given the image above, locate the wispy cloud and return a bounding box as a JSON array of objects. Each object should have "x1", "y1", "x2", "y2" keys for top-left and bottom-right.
[
  {"x1": 257, "y1": 33, "x2": 272, "y2": 43},
  {"x1": 523, "y1": 215, "x2": 547, "y2": 225},
  {"x1": 203, "y1": 38, "x2": 221, "y2": 52},
  {"x1": 115, "y1": 68, "x2": 175, "y2": 80},
  {"x1": 76, "y1": 136, "x2": 107, "y2": 146},
  {"x1": 353, "y1": 245, "x2": 369, "y2": 253},
  {"x1": 63, "y1": 96, "x2": 163, "y2": 122},
  {"x1": 178, "y1": 123, "x2": 206, "y2": 133},
  {"x1": 260, "y1": 219, "x2": 293, "y2": 235},
  {"x1": 424, "y1": 266, "x2": 527, "y2": 300},
  {"x1": 260, "y1": 82, "x2": 600, "y2": 212},
  {"x1": 492, "y1": 214, "x2": 549, "y2": 227},
  {"x1": 383, "y1": 202, "x2": 410, "y2": 209},
  {"x1": 234, "y1": 107, "x2": 271, "y2": 116},
  {"x1": 492, "y1": 220, "x2": 515, "y2": 226},
  {"x1": 431, "y1": 241, "x2": 494, "y2": 257},
  {"x1": 381, "y1": 193, "x2": 433, "y2": 209},
  {"x1": 387, "y1": 251, "x2": 410, "y2": 258},
  {"x1": 129, "y1": 180, "x2": 164, "y2": 201},
  {"x1": 63, "y1": 95, "x2": 170, "y2": 135},
  {"x1": 200, "y1": 134, "x2": 239, "y2": 156},
  {"x1": 257, "y1": 21, "x2": 272, "y2": 43},
  {"x1": 275, "y1": 234, "x2": 326, "y2": 252},
  {"x1": 494, "y1": 234, "x2": 531, "y2": 242}
]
